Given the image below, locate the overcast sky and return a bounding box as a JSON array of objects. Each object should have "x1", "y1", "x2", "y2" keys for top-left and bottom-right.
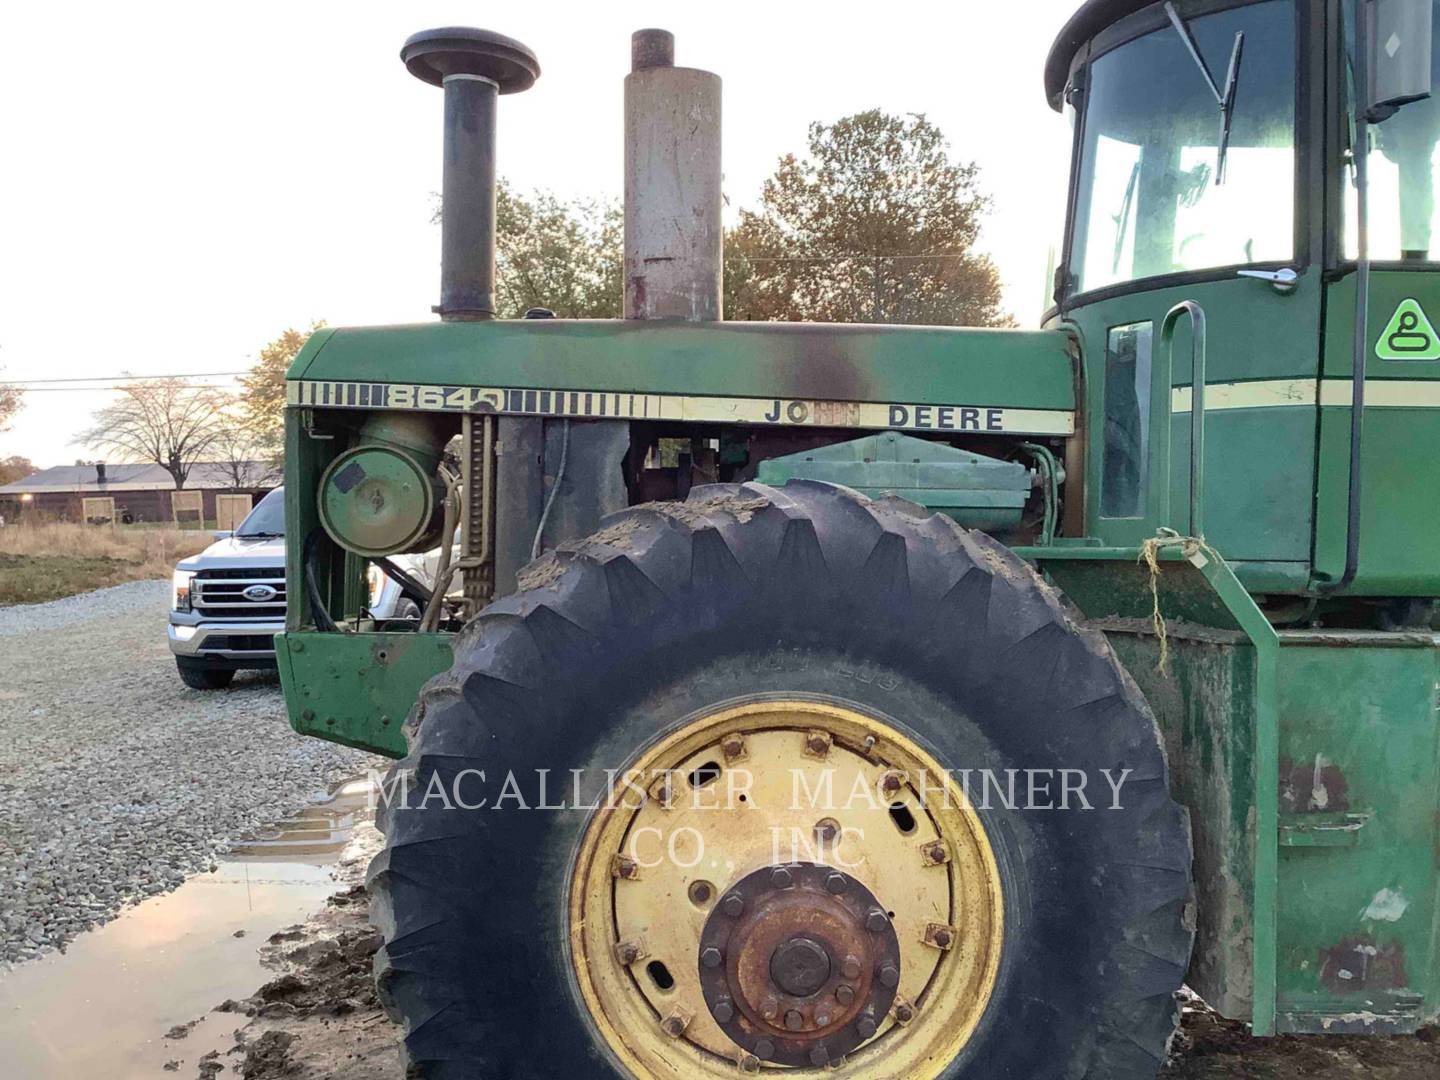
[{"x1": 0, "y1": 0, "x2": 1078, "y2": 468}]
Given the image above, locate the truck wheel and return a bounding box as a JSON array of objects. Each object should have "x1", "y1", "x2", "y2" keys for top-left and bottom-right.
[
  {"x1": 371, "y1": 481, "x2": 1193, "y2": 1080},
  {"x1": 175, "y1": 658, "x2": 235, "y2": 690}
]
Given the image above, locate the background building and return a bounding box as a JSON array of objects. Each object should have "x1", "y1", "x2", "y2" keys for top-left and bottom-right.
[{"x1": 0, "y1": 462, "x2": 276, "y2": 524}]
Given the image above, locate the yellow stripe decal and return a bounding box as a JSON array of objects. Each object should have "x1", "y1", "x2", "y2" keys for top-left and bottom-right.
[
  {"x1": 288, "y1": 380, "x2": 1075, "y2": 436},
  {"x1": 1172, "y1": 378, "x2": 1440, "y2": 412}
]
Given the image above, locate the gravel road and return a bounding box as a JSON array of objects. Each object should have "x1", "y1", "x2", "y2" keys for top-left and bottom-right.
[{"x1": 0, "y1": 580, "x2": 378, "y2": 967}]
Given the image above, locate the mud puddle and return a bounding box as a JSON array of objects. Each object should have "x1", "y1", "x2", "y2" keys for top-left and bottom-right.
[{"x1": 0, "y1": 777, "x2": 375, "y2": 1079}]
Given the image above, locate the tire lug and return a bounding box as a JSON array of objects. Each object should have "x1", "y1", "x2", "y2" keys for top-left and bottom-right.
[
  {"x1": 841, "y1": 955, "x2": 862, "y2": 980},
  {"x1": 770, "y1": 866, "x2": 793, "y2": 889},
  {"x1": 760, "y1": 998, "x2": 779, "y2": 1021},
  {"x1": 614, "y1": 938, "x2": 646, "y2": 966},
  {"x1": 712, "y1": 998, "x2": 735, "y2": 1023},
  {"x1": 784, "y1": 1009, "x2": 805, "y2": 1031},
  {"x1": 878, "y1": 963, "x2": 900, "y2": 988},
  {"x1": 857, "y1": 1014, "x2": 878, "y2": 1040},
  {"x1": 835, "y1": 983, "x2": 855, "y2": 1005},
  {"x1": 809, "y1": 1044, "x2": 830, "y2": 1067},
  {"x1": 754, "y1": 1038, "x2": 776, "y2": 1060},
  {"x1": 610, "y1": 854, "x2": 639, "y2": 880},
  {"x1": 660, "y1": 1007, "x2": 691, "y2": 1038},
  {"x1": 865, "y1": 908, "x2": 889, "y2": 933},
  {"x1": 804, "y1": 729, "x2": 832, "y2": 758},
  {"x1": 738, "y1": 1052, "x2": 761, "y2": 1073},
  {"x1": 824, "y1": 871, "x2": 847, "y2": 894},
  {"x1": 700, "y1": 945, "x2": 724, "y2": 969},
  {"x1": 721, "y1": 734, "x2": 747, "y2": 762},
  {"x1": 721, "y1": 893, "x2": 745, "y2": 917},
  {"x1": 880, "y1": 769, "x2": 905, "y2": 794},
  {"x1": 893, "y1": 998, "x2": 916, "y2": 1025}
]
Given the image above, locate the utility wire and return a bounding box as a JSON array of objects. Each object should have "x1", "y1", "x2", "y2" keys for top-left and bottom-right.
[{"x1": 2, "y1": 371, "x2": 248, "y2": 386}]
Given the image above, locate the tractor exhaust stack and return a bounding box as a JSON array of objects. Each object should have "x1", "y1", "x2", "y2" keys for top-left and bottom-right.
[
  {"x1": 402, "y1": 28, "x2": 541, "y2": 321},
  {"x1": 624, "y1": 29, "x2": 723, "y2": 321}
]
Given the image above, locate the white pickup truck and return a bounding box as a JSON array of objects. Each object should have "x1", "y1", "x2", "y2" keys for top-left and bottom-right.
[{"x1": 168, "y1": 488, "x2": 420, "y2": 689}]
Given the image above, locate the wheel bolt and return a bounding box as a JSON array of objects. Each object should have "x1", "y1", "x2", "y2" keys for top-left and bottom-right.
[
  {"x1": 815, "y1": 1010, "x2": 832, "y2": 1026},
  {"x1": 662, "y1": 1014, "x2": 686, "y2": 1037},
  {"x1": 865, "y1": 909, "x2": 889, "y2": 933},
  {"x1": 761, "y1": 998, "x2": 779, "y2": 1020},
  {"x1": 770, "y1": 866, "x2": 793, "y2": 889},
  {"x1": 880, "y1": 770, "x2": 904, "y2": 794},
  {"x1": 713, "y1": 999, "x2": 735, "y2": 1023},
  {"x1": 809, "y1": 1045, "x2": 830, "y2": 1066},
  {"x1": 754, "y1": 1039, "x2": 775, "y2": 1060},
  {"x1": 784, "y1": 1009, "x2": 805, "y2": 1031},
  {"x1": 841, "y1": 955, "x2": 862, "y2": 980},
  {"x1": 701, "y1": 946, "x2": 724, "y2": 969},
  {"x1": 825, "y1": 871, "x2": 847, "y2": 894},
  {"x1": 721, "y1": 893, "x2": 745, "y2": 917},
  {"x1": 722, "y1": 734, "x2": 746, "y2": 760},
  {"x1": 879, "y1": 964, "x2": 900, "y2": 988},
  {"x1": 835, "y1": 984, "x2": 855, "y2": 1005},
  {"x1": 933, "y1": 928, "x2": 953, "y2": 949},
  {"x1": 814, "y1": 817, "x2": 840, "y2": 844},
  {"x1": 894, "y1": 1002, "x2": 916, "y2": 1024},
  {"x1": 857, "y1": 1015, "x2": 878, "y2": 1039},
  {"x1": 739, "y1": 1053, "x2": 760, "y2": 1073}
]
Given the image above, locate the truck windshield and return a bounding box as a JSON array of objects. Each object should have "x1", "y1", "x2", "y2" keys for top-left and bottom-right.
[
  {"x1": 1069, "y1": 0, "x2": 1297, "y2": 295},
  {"x1": 1342, "y1": 0, "x2": 1440, "y2": 261},
  {"x1": 236, "y1": 488, "x2": 284, "y2": 538}
]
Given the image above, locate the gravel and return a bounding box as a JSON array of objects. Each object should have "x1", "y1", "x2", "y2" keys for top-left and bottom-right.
[{"x1": 0, "y1": 580, "x2": 380, "y2": 968}]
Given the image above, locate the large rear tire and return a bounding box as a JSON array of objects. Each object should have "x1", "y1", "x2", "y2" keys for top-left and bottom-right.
[{"x1": 370, "y1": 481, "x2": 1193, "y2": 1079}]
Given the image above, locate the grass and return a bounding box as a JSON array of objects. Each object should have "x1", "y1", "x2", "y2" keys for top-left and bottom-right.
[{"x1": 0, "y1": 521, "x2": 215, "y2": 606}]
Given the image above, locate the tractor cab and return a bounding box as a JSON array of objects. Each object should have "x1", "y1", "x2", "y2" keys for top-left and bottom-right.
[{"x1": 1047, "y1": 0, "x2": 1440, "y2": 601}]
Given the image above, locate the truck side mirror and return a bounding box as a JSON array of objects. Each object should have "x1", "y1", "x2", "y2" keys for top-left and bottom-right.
[{"x1": 1369, "y1": 0, "x2": 1434, "y2": 121}]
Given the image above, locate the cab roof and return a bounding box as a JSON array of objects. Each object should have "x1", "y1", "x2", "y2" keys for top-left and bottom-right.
[{"x1": 1045, "y1": 0, "x2": 1159, "y2": 109}]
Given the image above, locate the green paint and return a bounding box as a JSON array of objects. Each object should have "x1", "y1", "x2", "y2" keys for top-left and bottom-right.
[
  {"x1": 1375, "y1": 298, "x2": 1440, "y2": 361},
  {"x1": 275, "y1": 629, "x2": 453, "y2": 758},
  {"x1": 287, "y1": 319, "x2": 1076, "y2": 409},
  {"x1": 755, "y1": 432, "x2": 1031, "y2": 532}
]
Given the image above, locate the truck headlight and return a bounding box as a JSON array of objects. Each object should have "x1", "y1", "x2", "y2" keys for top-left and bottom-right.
[
  {"x1": 172, "y1": 569, "x2": 195, "y2": 612},
  {"x1": 367, "y1": 564, "x2": 385, "y2": 608}
]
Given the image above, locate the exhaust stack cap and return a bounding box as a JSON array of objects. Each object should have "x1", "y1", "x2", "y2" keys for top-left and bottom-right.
[
  {"x1": 401, "y1": 27, "x2": 540, "y2": 91},
  {"x1": 631, "y1": 29, "x2": 675, "y2": 71}
]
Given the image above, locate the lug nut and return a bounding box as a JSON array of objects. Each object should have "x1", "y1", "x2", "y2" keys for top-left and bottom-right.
[
  {"x1": 713, "y1": 999, "x2": 735, "y2": 1023},
  {"x1": 865, "y1": 909, "x2": 889, "y2": 933},
  {"x1": 770, "y1": 866, "x2": 793, "y2": 889},
  {"x1": 754, "y1": 1039, "x2": 776, "y2": 1060},
  {"x1": 615, "y1": 939, "x2": 645, "y2": 965},
  {"x1": 815, "y1": 1010, "x2": 833, "y2": 1027},
  {"x1": 701, "y1": 946, "x2": 724, "y2": 969},
  {"x1": 835, "y1": 984, "x2": 856, "y2": 1005},
  {"x1": 825, "y1": 871, "x2": 847, "y2": 894},
  {"x1": 841, "y1": 956, "x2": 862, "y2": 980},
  {"x1": 933, "y1": 928, "x2": 953, "y2": 949},
  {"x1": 809, "y1": 1045, "x2": 830, "y2": 1066},
  {"x1": 879, "y1": 964, "x2": 900, "y2": 988},
  {"x1": 894, "y1": 1001, "x2": 916, "y2": 1024},
  {"x1": 857, "y1": 1015, "x2": 878, "y2": 1039},
  {"x1": 760, "y1": 998, "x2": 779, "y2": 1021},
  {"x1": 880, "y1": 770, "x2": 905, "y2": 794},
  {"x1": 784, "y1": 1009, "x2": 805, "y2": 1031},
  {"x1": 920, "y1": 839, "x2": 950, "y2": 866},
  {"x1": 814, "y1": 817, "x2": 841, "y2": 844},
  {"x1": 739, "y1": 1052, "x2": 761, "y2": 1074},
  {"x1": 804, "y1": 729, "x2": 832, "y2": 757},
  {"x1": 661, "y1": 1013, "x2": 687, "y2": 1037},
  {"x1": 721, "y1": 893, "x2": 745, "y2": 917},
  {"x1": 611, "y1": 854, "x2": 640, "y2": 880},
  {"x1": 722, "y1": 734, "x2": 746, "y2": 761}
]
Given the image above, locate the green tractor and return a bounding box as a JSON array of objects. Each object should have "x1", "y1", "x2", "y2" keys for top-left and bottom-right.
[{"x1": 278, "y1": 3, "x2": 1440, "y2": 1076}]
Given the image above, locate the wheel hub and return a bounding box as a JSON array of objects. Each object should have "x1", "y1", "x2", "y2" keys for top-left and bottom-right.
[{"x1": 698, "y1": 862, "x2": 902, "y2": 1067}]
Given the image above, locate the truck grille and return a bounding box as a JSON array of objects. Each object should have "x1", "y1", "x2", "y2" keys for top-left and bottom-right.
[{"x1": 192, "y1": 569, "x2": 286, "y2": 620}]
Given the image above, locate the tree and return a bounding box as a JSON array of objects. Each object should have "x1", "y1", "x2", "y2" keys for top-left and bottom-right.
[
  {"x1": 78, "y1": 378, "x2": 232, "y2": 488},
  {"x1": 0, "y1": 369, "x2": 21, "y2": 434},
  {"x1": 725, "y1": 111, "x2": 1011, "y2": 327},
  {"x1": 0, "y1": 455, "x2": 36, "y2": 485},
  {"x1": 211, "y1": 426, "x2": 278, "y2": 489},
  {"x1": 434, "y1": 183, "x2": 624, "y2": 318},
  {"x1": 238, "y1": 323, "x2": 324, "y2": 452}
]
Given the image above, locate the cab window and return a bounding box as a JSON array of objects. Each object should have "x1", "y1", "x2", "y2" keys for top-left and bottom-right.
[{"x1": 1070, "y1": 1, "x2": 1299, "y2": 294}]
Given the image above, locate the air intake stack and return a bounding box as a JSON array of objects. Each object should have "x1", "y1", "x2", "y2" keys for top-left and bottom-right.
[
  {"x1": 624, "y1": 29, "x2": 723, "y2": 321},
  {"x1": 402, "y1": 28, "x2": 541, "y2": 321}
]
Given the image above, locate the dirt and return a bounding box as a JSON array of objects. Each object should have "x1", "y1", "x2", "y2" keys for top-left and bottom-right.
[
  {"x1": 1168, "y1": 998, "x2": 1440, "y2": 1078},
  {"x1": 203, "y1": 878, "x2": 1440, "y2": 1080}
]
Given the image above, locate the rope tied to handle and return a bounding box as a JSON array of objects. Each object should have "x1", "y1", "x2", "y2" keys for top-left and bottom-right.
[{"x1": 1139, "y1": 528, "x2": 1221, "y2": 675}]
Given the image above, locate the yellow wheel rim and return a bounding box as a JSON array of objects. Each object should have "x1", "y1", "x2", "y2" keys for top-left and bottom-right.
[{"x1": 568, "y1": 700, "x2": 1004, "y2": 1077}]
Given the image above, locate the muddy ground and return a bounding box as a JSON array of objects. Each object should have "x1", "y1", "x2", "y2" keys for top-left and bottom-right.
[{"x1": 177, "y1": 843, "x2": 1440, "y2": 1080}]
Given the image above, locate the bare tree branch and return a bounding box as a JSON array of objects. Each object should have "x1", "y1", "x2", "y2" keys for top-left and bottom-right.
[{"x1": 77, "y1": 378, "x2": 234, "y2": 488}]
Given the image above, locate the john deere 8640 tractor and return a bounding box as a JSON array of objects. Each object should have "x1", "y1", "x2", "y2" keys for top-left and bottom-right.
[{"x1": 277, "y1": 2, "x2": 1440, "y2": 1076}]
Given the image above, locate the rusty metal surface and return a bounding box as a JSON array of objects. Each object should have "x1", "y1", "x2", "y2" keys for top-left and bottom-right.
[{"x1": 697, "y1": 862, "x2": 901, "y2": 1067}]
